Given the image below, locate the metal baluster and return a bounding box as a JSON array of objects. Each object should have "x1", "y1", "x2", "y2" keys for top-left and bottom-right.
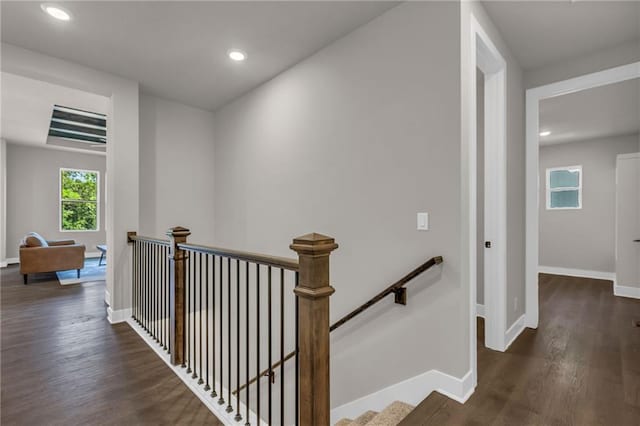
[
  {"x1": 280, "y1": 268, "x2": 285, "y2": 426},
  {"x1": 154, "y1": 244, "x2": 158, "y2": 341},
  {"x1": 204, "y1": 254, "x2": 211, "y2": 391},
  {"x1": 198, "y1": 252, "x2": 204, "y2": 384},
  {"x1": 235, "y1": 260, "x2": 242, "y2": 422},
  {"x1": 294, "y1": 271, "x2": 299, "y2": 426},
  {"x1": 185, "y1": 251, "x2": 191, "y2": 372},
  {"x1": 268, "y1": 266, "x2": 273, "y2": 426},
  {"x1": 211, "y1": 255, "x2": 217, "y2": 398},
  {"x1": 192, "y1": 251, "x2": 198, "y2": 380},
  {"x1": 164, "y1": 245, "x2": 168, "y2": 349},
  {"x1": 166, "y1": 245, "x2": 170, "y2": 352},
  {"x1": 256, "y1": 264, "x2": 261, "y2": 424},
  {"x1": 245, "y1": 261, "x2": 250, "y2": 425},
  {"x1": 218, "y1": 256, "x2": 225, "y2": 406},
  {"x1": 226, "y1": 257, "x2": 233, "y2": 413},
  {"x1": 145, "y1": 242, "x2": 149, "y2": 333},
  {"x1": 158, "y1": 244, "x2": 162, "y2": 343},
  {"x1": 132, "y1": 241, "x2": 137, "y2": 322},
  {"x1": 142, "y1": 242, "x2": 146, "y2": 330}
]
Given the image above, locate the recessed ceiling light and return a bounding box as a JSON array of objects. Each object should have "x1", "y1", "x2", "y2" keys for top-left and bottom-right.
[
  {"x1": 41, "y1": 3, "x2": 72, "y2": 21},
  {"x1": 228, "y1": 49, "x2": 247, "y2": 62},
  {"x1": 539, "y1": 131, "x2": 551, "y2": 137}
]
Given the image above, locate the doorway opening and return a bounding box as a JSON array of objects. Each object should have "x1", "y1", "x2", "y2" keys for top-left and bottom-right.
[{"x1": 525, "y1": 62, "x2": 640, "y2": 328}]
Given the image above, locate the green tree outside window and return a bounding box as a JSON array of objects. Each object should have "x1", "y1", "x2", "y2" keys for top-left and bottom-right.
[{"x1": 60, "y1": 169, "x2": 99, "y2": 231}]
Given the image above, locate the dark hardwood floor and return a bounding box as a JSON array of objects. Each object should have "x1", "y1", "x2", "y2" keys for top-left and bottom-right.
[
  {"x1": 402, "y1": 274, "x2": 640, "y2": 425},
  {"x1": 1, "y1": 265, "x2": 221, "y2": 425}
]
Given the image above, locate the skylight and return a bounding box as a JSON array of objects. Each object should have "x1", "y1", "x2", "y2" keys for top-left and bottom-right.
[{"x1": 48, "y1": 105, "x2": 107, "y2": 144}]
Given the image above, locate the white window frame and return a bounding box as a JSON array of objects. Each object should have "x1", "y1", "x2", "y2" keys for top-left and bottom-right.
[
  {"x1": 546, "y1": 165, "x2": 582, "y2": 210},
  {"x1": 59, "y1": 167, "x2": 100, "y2": 232}
]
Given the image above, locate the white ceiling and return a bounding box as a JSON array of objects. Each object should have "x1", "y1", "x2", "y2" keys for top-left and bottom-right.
[
  {"x1": 0, "y1": 1, "x2": 397, "y2": 111},
  {"x1": 482, "y1": 1, "x2": 640, "y2": 70},
  {"x1": 1, "y1": 71, "x2": 110, "y2": 150},
  {"x1": 539, "y1": 78, "x2": 640, "y2": 146}
]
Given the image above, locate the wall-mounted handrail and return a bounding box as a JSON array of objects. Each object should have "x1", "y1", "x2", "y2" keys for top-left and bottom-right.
[
  {"x1": 177, "y1": 242, "x2": 299, "y2": 271},
  {"x1": 233, "y1": 255, "x2": 443, "y2": 396},
  {"x1": 330, "y1": 255, "x2": 443, "y2": 331}
]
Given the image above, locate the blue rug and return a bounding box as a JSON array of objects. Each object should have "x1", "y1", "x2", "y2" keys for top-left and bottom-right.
[{"x1": 56, "y1": 257, "x2": 106, "y2": 285}]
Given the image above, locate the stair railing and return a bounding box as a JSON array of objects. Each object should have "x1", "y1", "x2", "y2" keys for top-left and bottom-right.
[{"x1": 128, "y1": 227, "x2": 338, "y2": 426}]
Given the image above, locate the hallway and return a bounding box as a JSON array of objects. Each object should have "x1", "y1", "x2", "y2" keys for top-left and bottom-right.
[
  {"x1": 402, "y1": 274, "x2": 640, "y2": 425},
  {"x1": 0, "y1": 265, "x2": 221, "y2": 425}
]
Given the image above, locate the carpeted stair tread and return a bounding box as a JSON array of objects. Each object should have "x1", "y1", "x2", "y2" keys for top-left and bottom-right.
[
  {"x1": 398, "y1": 392, "x2": 449, "y2": 425},
  {"x1": 352, "y1": 410, "x2": 378, "y2": 425},
  {"x1": 366, "y1": 401, "x2": 414, "y2": 426},
  {"x1": 335, "y1": 418, "x2": 353, "y2": 426}
]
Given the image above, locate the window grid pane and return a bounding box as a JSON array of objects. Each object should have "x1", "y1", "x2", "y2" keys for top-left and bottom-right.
[
  {"x1": 549, "y1": 169, "x2": 580, "y2": 189},
  {"x1": 550, "y1": 190, "x2": 579, "y2": 208},
  {"x1": 60, "y1": 169, "x2": 99, "y2": 231}
]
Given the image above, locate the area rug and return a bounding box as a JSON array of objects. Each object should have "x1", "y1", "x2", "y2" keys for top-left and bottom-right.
[{"x1": 56, "y1": 258, "x2": 106, "y2": 285}]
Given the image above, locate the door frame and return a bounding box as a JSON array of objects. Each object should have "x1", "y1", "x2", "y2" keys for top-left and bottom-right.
[
  {"x1": 525, "y1": 61, "x2": 640, "y2": 328},
  {"x1": 468, "y1": 13, "x2": 508, "y2": 363}
]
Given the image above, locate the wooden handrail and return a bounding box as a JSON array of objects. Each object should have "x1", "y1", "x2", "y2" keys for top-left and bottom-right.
[
  {"x1": 177, "y1": 242, "x2": 299, "y2": 271},
  {"x1": 128, "y1": 234, "x2": 170, "y2": 246},
  {"x1": 233, "y1": 255, "x2": 443, "y2": 396},
  {"x1": 330, "y1": 255, "x2": 443, "y2": 331}
]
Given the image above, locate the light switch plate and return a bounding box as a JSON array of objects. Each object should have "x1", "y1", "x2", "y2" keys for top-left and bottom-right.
[{"x1": 417, "y1": 212, "x2": 429, "y2": 230}]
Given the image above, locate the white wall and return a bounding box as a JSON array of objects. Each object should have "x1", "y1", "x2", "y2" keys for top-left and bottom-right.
[
  {"x1": 1, "y1": 43, "x2": 139, "y2": 313},
  {"x1": 139, "y1": 94, "x2": 215, "y2": 242},
  {"x1": 539, "y1": 134, "x2": 639, "y2": 273},
  {"x1": 5, "y1": 143, "x2": 106, "y2": 259},
  {"x1": 214, "y1": 1, "x2": 464, "y2": 408}
]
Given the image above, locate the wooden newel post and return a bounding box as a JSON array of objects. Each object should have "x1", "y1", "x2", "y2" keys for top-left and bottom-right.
[
  {"x1": 290, "y1": 233, "x2": 338, "y2": 426},
  {"x1": 167, "y1": 226, "x2": 191, "y2": 366}
]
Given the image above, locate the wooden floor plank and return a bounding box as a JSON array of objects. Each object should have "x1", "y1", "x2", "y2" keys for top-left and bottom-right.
[
  {"x1": 1, "y1": 265, "x2": 222, "y2": 425},
  {"x1": 402, "y1": 274, "x2": 640, "y2": 425}
]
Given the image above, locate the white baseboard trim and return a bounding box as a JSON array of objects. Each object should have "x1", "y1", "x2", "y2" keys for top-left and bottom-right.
[
  {"x1": 613, "y1": 284, "x2": 640, "y2": 300},
  {"x1": 104, "y1": 290, "x2": 111, "y2": 306},
  {"x1": 476, "y1": 304, "x2": 485, "y2": 318},
  {"x1": 0, "y1": 261, "x2": 6, "y2": 268},
  {"x1": 504, "y1": 314, "x2": 525, "y2": 350},
  {"x1": 538, "y1": 266, "x2": 615, "y2": 282},
  {"x1": 107, "y1": 307, "x2": 132, "y2": 324},
  {"x1": 126, "y1": 318, "x2": 264, "y2": 426},
  {"x1": 5, "y1": 257, "x2": 19, "y2": 265},
  {"x1": 330, "y1": 369, "x2": 474, "y2": 424},
  {"x1": 86, "y1": 251, "x2": 102, "y2": 259}
]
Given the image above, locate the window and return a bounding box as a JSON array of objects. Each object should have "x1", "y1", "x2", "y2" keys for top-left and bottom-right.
[
  {"x1": 546, "y1": 165, "x2": 582, "y2": 210},
  {"x1": 60, "y1": 168, "x2": 99, "y2": 231}
]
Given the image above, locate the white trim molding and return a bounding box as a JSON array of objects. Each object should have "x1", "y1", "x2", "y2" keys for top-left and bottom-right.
[
  {"x1": 107, "y1": 307, "x2": 131, "y2": 324},
  {"x1": 526, "y1": 61, "x2": 640, "y2": 330},
  {"x1": 4, "y1": 257, "x2": 19, "y2": 265},
  {"x1": 466, "y1": 11, "x2": 509, "y2": 395},
  {"x1": 538, "y1": 266, "x2": 616, "y2": 282},
  {"x1": 476, "y1": 304, "x2": 485, "y2": 318},
  {"x1": 504, "y1": 314, "x2": 525, "y2": 350},
  {"x1": 613, "y1": 284, "x2": 640, "y2": 300},
  {"x1": 330, "y1": 369, "x2": 474, "y2": 424}
]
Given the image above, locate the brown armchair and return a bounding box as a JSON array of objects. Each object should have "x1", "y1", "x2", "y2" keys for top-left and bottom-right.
[{"x1": 19, "y1": 232, "x2": 86, "y2": 284}]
